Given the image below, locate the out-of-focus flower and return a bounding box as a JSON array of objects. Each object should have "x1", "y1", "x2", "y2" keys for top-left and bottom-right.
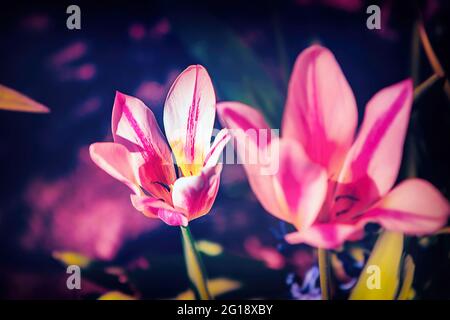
[
  {"x1": 22, "y1": 146, "x2": 155, "y2": 260},
  {"x1": 20, "y1": 13, "x2": 50, "y2": 32},
  {"x1": 134, "y1": 69, "x2": 180, "y2": 107},
  {"x1": 74, "y1": 96, "x2": 102, "y2": 118},
  {"x1": 149, "y1": 18, "x2": 171, "y2": 39},
  {"x1": 49, "y1": 41, "x2": 88, "y2": 68},
  {"x1": 129, "y1": 23, "x2": 147, "y2": 41},
  {"x1": 134, "y1": 81, "x2": 166, "y2": 106},
  {"x1": 128, "y1": 18, "x2": 170, "y2": 41},
  {"x1": 244, "y1": 236, "x2": 285, "y2": 270},
  {"x1": 218, "y1": 45, "x2": 449, "y2": 249},
  {"x1": 48, "y1": 41, "x2": 97, "y2": 82},
  {"x1": 90, "y1": 65, "x2": 230, "y2": 227},
  {"x1": 295, "y1": 0, "x2": 363, "y2": 12}
]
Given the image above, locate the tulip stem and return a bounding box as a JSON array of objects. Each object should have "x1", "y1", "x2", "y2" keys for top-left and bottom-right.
[
  {"x1": 180, "y1": 226, "x2": 212, "y2": 300},
  {"x1": 318, "y1": 248, "x2": 332, "y2": 300}
]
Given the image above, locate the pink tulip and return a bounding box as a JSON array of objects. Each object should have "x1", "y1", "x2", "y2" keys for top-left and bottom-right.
[
  {"x1": 218, "y1": 45, "x2": 449, "y2": 249},
  {"x1": 90, "y1": 65, "x2": 230, "y2": 227}
]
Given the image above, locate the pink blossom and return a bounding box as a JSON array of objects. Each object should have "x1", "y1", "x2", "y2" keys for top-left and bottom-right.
[
  {"x1": 90, "y1": 65, "x2": 230, "y2": 227},
  {"x1": 218, "y1": 45, "x2": 449, "y2": 249}
]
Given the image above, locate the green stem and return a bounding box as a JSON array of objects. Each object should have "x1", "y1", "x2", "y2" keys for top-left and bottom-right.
[
  {"x1": 318, "y1": 248, "x2": 332, "y2": 300},
  {"x1": 180, "y1": 226, "x2": 212, "y2": 300}
]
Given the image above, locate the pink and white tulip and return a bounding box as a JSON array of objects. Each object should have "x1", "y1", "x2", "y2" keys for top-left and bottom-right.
[
  {"x1": 90, "y1": 65, "x2": 229, "y2": 227},
  {"x1": 218, "y1": 45, "x2": 449, "y2": 249}
]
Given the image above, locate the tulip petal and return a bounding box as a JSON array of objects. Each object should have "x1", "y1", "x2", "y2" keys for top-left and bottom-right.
[
  {"x1": 285, "y1": 223, "x2": 364, "y2": 249},
  {"x1": 217, "y1": 101, "x2": 280, "y2": 217},
  {"x1": 157, "y1": 210, "x2": 189, "y2": 227},
  {"x1": 287, "y1": 179, "x2": 449, "y2": 249},
  {"x1": 89, "y1": 142, "x2": 140, "y2": 195},
  {"x1": 204, "y1": 128, "x2": 230, "y2": 168},
  {"x1": 362, "y1": 179, "x2": 449, "y2": 235},
  {"x1": 282, "y1": 45, "x2": 357, "y2": 177},
  {"x1": 217, "y1": 101, "x2": 273, "y2": 137},
  {"x1": 130, "y1": 194, "x2": 188, "y2": 226},
  {"x1": 112, "y1": 91, "x2": 176, "y2": 200},
  {"x1": 164, "y1": 65, "x2": 216, "y2": 177},
  {"x1": 272, "y1": 139, "x2": 328, "y2": 230},
  {"x1": 337, "y1": 80, "x2": 413, "y2": 206},
  {"x1": 172, "y1": 164, "x2": 222, "y2": 221}
]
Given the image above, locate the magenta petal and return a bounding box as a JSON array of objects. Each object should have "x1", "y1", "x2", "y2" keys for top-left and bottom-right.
[
  {"x1": 272, "y1": 139, "x2": 328, "y2": 230},
  {"x1": 89, "y1": 142, "x2": 140, "y2": 194},
  {"x1": 362, "y1": 179, "x2": 450, "y2": 235},
  {"x1": 337, "y1": 79, "x2": 413, "y2": 203},
  {"x1": 157, "y1": 210, "x2": 189, "y2": 227},
  {"x1": 217, "y1": 101, "x2": 280, "y2": 216},
  {"x1": 285, "y1": 223, "x2": 364, "y2": 249},
  {"x1": 282, "y1": 45, "x2": 357, "y2": 177},
  {"x1": 171, "y1": 164, "x2": 222, "y2": 221},
  {"x1": 111, "y1": 91, "x2": 176, "y2": 199},
  {"x1": 163, "y1": 65, "x2": 216, "y2": 174},
  {"x1": 130, "y1": 194, "x2": 188, "y2": 226},
  {"x1": 217, "y1": 101, "x2": 272, "y2": 146}
]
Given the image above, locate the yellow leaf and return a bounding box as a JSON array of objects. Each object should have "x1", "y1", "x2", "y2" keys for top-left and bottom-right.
[
  {"x1": 0, "y1": 84, "x2": 50, "y2": 113},
  {"x1": 174, "y1": 278, "x2": 241, "y2": 300},
  {"x1": 196, "y1": 240, "x2": 223, "y2": 256},
  {"x1": 98, "y1": 291, "x2": 136, "y2": 300},
  {"x1": 350, "y1": 232, "x2": 403, "y2": 300},
  {"x1": 397, "y1": 255, "x2": 415, "y2": 300},
  {"x1": 52, "y1": 251, "x2": 91, "y2": 268}
]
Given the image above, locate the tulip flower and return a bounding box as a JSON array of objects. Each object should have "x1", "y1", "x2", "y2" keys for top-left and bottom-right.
[
  {"x1": 90, "y1": 65, "x2": 229, "y2": 300},
  {"x1": 90, "y1": 65, "x2": 229, "y2": 227},
  {"x1": 217, "y1": 45, "x2": 449, "y2": 250}
]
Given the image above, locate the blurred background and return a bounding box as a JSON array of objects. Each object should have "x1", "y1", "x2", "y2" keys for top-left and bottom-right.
[{"x1": 0, "y1": 0, "x2": 449, "y2": 299}]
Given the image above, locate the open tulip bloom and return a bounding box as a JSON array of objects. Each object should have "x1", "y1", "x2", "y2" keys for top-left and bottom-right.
[
  {"x1": 218, "y1": 45, "x2": 449, "y2": 250},
  {"x1": 90, "y1": 65, "x2": 229, "y2": 299},
  {"x1": 90, "y1": 65, "x2": 229, "y2": 227}
]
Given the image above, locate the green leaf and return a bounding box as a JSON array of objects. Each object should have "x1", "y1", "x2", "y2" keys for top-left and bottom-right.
[
  {"x1": 173, "y1": 277, "x2": 241, "y2": 300},
  {"x1": 0, "y1": 84, "x2": 49, "y2": 113},
  {"x1": 196, "y1": 240, "x2": 224, "y2": 256},
  {"x1": 98, "y1": 291, "x2": 136, "y2": 300},
  {"x1": 52, "y1": 251, "x2": 92, "y2": 268},
  {"x1": 180, "y1": 226, "x2": 212, "y2": 300},
  {"x1": 397, "y1": 255, "x2": 415, "y2": 300}
]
